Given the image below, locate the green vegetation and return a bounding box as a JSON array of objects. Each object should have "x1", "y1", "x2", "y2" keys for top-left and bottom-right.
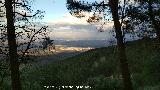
[{"x1": 2, "y1": 39, "x2": 160, "y2": 90}]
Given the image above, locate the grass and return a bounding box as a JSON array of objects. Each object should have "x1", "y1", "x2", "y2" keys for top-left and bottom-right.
[{"x1": 1, "y1": 38, "x2": 160, "y2": 90}]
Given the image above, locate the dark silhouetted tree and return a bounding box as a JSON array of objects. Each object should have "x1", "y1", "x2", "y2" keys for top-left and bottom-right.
[
  {"x1": 1, "y1": 0, "x2": 49, "y2": 89},
  {"x1": 5, "y1": 0, "x2": 21, "y2": 89},
  {"x1": 127, "y1": 0, "x2": 160, "y2": 42},
  {"x1": 66, "y1": 0, "x2": 133, "y2": 90},
  {"x1": 42, "y1": 37, "x2": 54, "y2": 49}
]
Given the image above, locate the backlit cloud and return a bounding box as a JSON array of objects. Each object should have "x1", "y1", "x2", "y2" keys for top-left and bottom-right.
[
  {"x1": 48, "y1": 13, "x2": 90, "y2": 25},
  {"x1": 47, "y1": 13, "x2": 114, "y2": 40}
]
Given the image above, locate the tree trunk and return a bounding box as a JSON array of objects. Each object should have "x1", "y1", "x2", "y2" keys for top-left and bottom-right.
[
  {"x1": 5, "y1": 0, "x2": 22, "y2": 90},
  {"x1": 109, "y1": 0, "x2": 133, "y2": 90},
  {"x1": 148, "y1": 0, "x2": 160, "y2": 43}
]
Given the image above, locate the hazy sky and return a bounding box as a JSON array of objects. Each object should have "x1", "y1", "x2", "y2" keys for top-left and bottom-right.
[
  {"x1": 33, "y1": 0, "x2": 114, "y2": 40},
  {"x1": 33, "y1": 0, "x2": 68, "y2": 22},
  {"x1": 34, "y1": 0, "x2": 102, "y2": 22}
]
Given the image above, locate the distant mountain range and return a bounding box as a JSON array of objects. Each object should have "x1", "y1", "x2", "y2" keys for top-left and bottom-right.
[
  {"x1": 17, "y1": 34, "x2": 139, "y2": 51},
  {"x1": 53, "y1": 40, "x2": 116, "y2": 48},
  {"x1": 53, "y1": 34, "x2": 140, "y2": 48}
]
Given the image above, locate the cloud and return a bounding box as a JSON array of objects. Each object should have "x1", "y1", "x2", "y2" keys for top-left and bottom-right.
[
  {"x1": 48, "y1": 13, "x2": 90, "y2": 25},
  {"x1": 46, "y1": 13, "x2": 114, "y2": 40}
]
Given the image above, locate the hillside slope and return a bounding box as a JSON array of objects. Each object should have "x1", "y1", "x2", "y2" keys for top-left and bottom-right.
[{"x1": 2, "y1": 39, "x2": 160, "y2": 90}]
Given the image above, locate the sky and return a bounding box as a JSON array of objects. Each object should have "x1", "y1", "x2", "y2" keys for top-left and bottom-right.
[
  {"x1": 33, "y1": 0, "x2": 68, "y2": 21},
  {"x1": 33, "y1": 0, "x2": 114, "y2": 40}
]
